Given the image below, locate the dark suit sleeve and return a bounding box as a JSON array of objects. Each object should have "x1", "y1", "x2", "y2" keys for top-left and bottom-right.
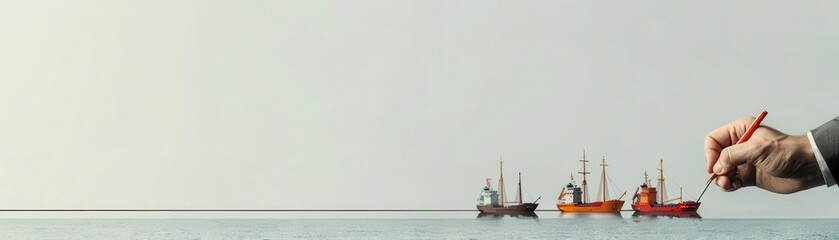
[{"x1": 812, "y1": 116, "x2": 839, "y2": 184}]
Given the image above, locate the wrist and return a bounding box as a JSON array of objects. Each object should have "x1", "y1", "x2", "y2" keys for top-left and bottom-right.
[
  {"x1": 793, "y1": 135, "x2": 815, "y2": 162},
  {"x1": 792, "y1": 135, "x2": 825, "y2": 188}
]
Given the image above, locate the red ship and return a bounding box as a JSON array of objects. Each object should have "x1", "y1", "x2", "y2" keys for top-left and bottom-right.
[{"x1": 631, "y1": 159, "x2": 700, "y2": 213}]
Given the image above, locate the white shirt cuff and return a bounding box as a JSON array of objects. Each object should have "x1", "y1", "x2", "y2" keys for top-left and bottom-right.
[{"x1": 808, "y1": 131, "x2": 836, "y2": 187}]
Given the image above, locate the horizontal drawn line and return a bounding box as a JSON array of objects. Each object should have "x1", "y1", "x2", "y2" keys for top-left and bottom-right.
[
  {"x1": 0, "y1": 209, "x2": 636, "y2": 212},
  {"x1": 0, "y1": 209, "x2": 482, "y2": 212}
]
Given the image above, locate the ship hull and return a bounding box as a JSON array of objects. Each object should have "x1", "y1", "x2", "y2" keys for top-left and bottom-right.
[
  {"x1": 476, "y1": 203, "x2": 539, "y2": 214},
  {"x1": 631, "y1": 201, "x2": 700, "y2": 212},
  {"x1": 556, "y1": 200, "x2": 624, "y2": 213}
]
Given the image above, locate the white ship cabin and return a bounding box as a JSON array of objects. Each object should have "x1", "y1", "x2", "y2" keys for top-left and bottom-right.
[
  {"x1": 478, "y1": 178, "x2": 500, "y2": 206},
  {"x1": 558, "y1": 182, "x2": 582, "y2": 204}
]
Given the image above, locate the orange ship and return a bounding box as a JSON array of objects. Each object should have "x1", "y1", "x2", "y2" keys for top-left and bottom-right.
[
  {"x1": 557, "y1": 150, "x2": 625, "y2": 213},
  {"x1": 631, "y1": 159, "x2": 700, "y2": 213}
]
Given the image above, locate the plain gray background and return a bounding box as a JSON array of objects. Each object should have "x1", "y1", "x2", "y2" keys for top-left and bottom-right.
[{"x1": 1, "y1": 1, "x2": 837, "y2": 218}]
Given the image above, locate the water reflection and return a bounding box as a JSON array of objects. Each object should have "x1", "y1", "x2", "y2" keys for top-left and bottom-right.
[
  {"x1": 476, "y1": 212, "x2": 539, "y2": 219},
  {"x1": 631, "y1": 211, "x2": 702, "y2": 219},
  {"x1": 473, "y1": 210, "x2": 702, "y2": 220},
  {"x1": 558, "y1": 212, "x2": 623, "y2": 219}
]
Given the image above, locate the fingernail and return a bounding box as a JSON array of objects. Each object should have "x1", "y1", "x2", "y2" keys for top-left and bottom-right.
[{"x1": 713, "y1": 164, "x2": 722, "y2": 174}]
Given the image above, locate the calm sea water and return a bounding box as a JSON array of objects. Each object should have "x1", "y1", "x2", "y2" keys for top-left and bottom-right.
[{"x1": 0, "y1": 212, "x2": 837, "y2": 239}]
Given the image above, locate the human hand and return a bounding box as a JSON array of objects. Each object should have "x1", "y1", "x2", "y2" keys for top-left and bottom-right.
[{"x1": 704, "y1": 117, "x2": 825, "y2": 194}]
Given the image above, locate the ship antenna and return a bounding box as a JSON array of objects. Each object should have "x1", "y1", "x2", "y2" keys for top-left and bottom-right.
[
  {"x1": 601, "y1": 156, "x2": 608, "y2": 202},
  {"x1": 499, "y1": 156, "x2": 505, "y2": 207},
  {"x1": 518, "y1": 172, "x2": 523, "y2": 204},
  {"x1": 579, "y1": 149, "x2": 590, "y2": 203},
  {"x1": 658, "y1": 159, "x2": 665, "y2": 204}
]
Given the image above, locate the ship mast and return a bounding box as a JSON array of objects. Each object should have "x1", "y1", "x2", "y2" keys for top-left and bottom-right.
[
  {"x1": 658, "y1": 159, "x2": 665, "y2": 204},
  {"x1": 579, "y1": 150, "x2": 590, "y2": 203},
  {"x1": 499, "y1": 157, "x2": 505, "y2": 207},
  {"x1": 600, "y1": 156, "x2": 608, "y2": 202},
  {"x1": 518, "y1": 172, "x2": 523, "y2": 204}
]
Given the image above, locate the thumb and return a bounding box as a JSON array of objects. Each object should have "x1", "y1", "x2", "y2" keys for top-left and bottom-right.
[{"x1": 713, "y1": 141, "x2": 760, "y2": 175}]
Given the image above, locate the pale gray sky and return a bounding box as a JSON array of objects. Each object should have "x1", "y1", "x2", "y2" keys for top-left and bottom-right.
[{"x1": 1, "y1": 1, "x2": 838, "y2": 218}]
